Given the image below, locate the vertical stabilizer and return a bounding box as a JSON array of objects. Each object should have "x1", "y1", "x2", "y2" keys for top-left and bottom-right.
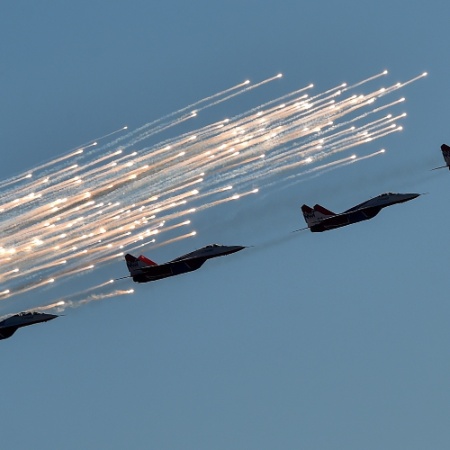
[
  {"x1": 125, "y1": 254, "x2": 157, "y2": 276},
  {"x1": 138, "y1": 255, "x2": 157, "y2": 266},
  {"x1": 314, "y1": 204, "x2": 336, "y2": 217},
  {"x1": 302, "y1": 203, "x2": 337, "y2": 228},
  {"x1": 441, "y1": 144, "x2": 450, "y2": 169},
  {"x1": 302, "y1": 204, "x2": 322, "y2": 227}
]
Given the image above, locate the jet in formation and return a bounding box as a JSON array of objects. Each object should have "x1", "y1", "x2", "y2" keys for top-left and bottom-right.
[
  {"x1": 432, "y1": 144, "x2": 450, "y2": 170},
  {"x1": 124, "y1": 244, "x2": 246, "y2": 283},
  {"x1": 0, "y1": 311, "x2": 59, "y2": 340},
  {"x1": 301, "y1": 192, "x2": 420, "y2": 232}
]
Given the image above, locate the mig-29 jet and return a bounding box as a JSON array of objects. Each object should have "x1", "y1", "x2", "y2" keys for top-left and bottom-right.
[
  {"x1": 0, "y1": 311, "x2": 59, "y2": 340},
  {"x1": 124, "y1": 244, "x2": 246, "y2": 283},
  {"x1": 301, "y1": 192, "x2": 420, "y2": 232}
]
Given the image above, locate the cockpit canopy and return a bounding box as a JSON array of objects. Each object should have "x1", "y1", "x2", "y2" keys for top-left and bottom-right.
[
  {"x1": 377, "y1": 192, "x2": 396, "y2": 199},
  {"x1": 17, "y1": 311, "x2": 41, "y2": 317}
]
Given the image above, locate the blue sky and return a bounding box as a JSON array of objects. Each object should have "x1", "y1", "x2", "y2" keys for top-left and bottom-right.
[{"x1": 1, "y1": 1, "x2": 450, "y2": 449}]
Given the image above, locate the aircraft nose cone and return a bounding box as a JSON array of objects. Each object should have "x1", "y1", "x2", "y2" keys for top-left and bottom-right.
[
  {"x1": 43, "y1": 313, "x2": 60, "y2": 321},
  {"x1": 227, "y1": 245, "x2": 246, "y2": 254},
  {"x1": 392, "y1": 193, "x2": 420, "y2": 204}
]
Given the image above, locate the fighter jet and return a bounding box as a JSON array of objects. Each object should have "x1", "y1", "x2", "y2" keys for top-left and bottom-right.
[
  {"x1": 124, "y1": 244, "x2": 246, "y2": 283},
  {"x1": 0, "y1": 311, "x2": 59, "y2": 340},
  {"x1": 432, "y1": 144, "x2": 450, "y2": 170},
  {"x1": 301, "y1": 192, "x2": 420, "y2": 232}
]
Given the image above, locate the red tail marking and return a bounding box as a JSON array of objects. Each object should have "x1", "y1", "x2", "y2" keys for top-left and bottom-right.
[{"x1": 138, "y1": 255, "x2": 157, "y2": 266}]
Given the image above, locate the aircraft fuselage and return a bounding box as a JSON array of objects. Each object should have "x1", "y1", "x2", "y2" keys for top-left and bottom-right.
[
  {"x1": 307, "y1": 193, "x2": 419, "y2": 232},
  {"x1": 309, "y1": 206, "x2": 382, "y2": 232},
  {"x1": 0, "y1": 312, "x2": 59, "y2": 340},
  {"x1": 129, "y1": 244, "x2": 245, "y2": 283},
  {"x1": 132, "y1": 257, "x2": 206, "y2": 282}
]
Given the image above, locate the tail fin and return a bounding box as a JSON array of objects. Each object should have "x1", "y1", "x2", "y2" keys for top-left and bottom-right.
[
  {"x1": 301, "y1": 204, "x2": 320, "y2": 227},
  {"x1": 125, "y1": 254, "x2": 157, "y2": 276},
  {"x1": 441, "y1": 144, "x2": 450, "y2": 169},
  {"x1": 313, "y1": 204, "x2": 336, "y2": 217},
  {"x1": 138, "y1": 255, "x2": 157, "y2": 266},
  {"x1": 314, "y1": 205, "x2": 336, "y2": 217},
  {"x1": 301, "y1": 203, "x2": 336, "y2": 228}
]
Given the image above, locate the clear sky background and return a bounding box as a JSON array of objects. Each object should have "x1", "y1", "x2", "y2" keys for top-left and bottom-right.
[{"x1": 1, "y1": 1, "x2": 450, "y2": 449}]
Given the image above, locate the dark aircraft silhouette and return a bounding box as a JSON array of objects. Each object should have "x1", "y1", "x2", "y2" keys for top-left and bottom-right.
[
  {"x1": 431, "y1": 144, "x2": 450, "y2": 170},
  {"x1": 301, "y1": 192, "x2": 420, "y2": 232},
  {"x1": 124, "y1": 244, "x2": 246, "y2": 283},
  {"x1": 0, "y1": 311, "x2": 59, "y2": 340}
]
